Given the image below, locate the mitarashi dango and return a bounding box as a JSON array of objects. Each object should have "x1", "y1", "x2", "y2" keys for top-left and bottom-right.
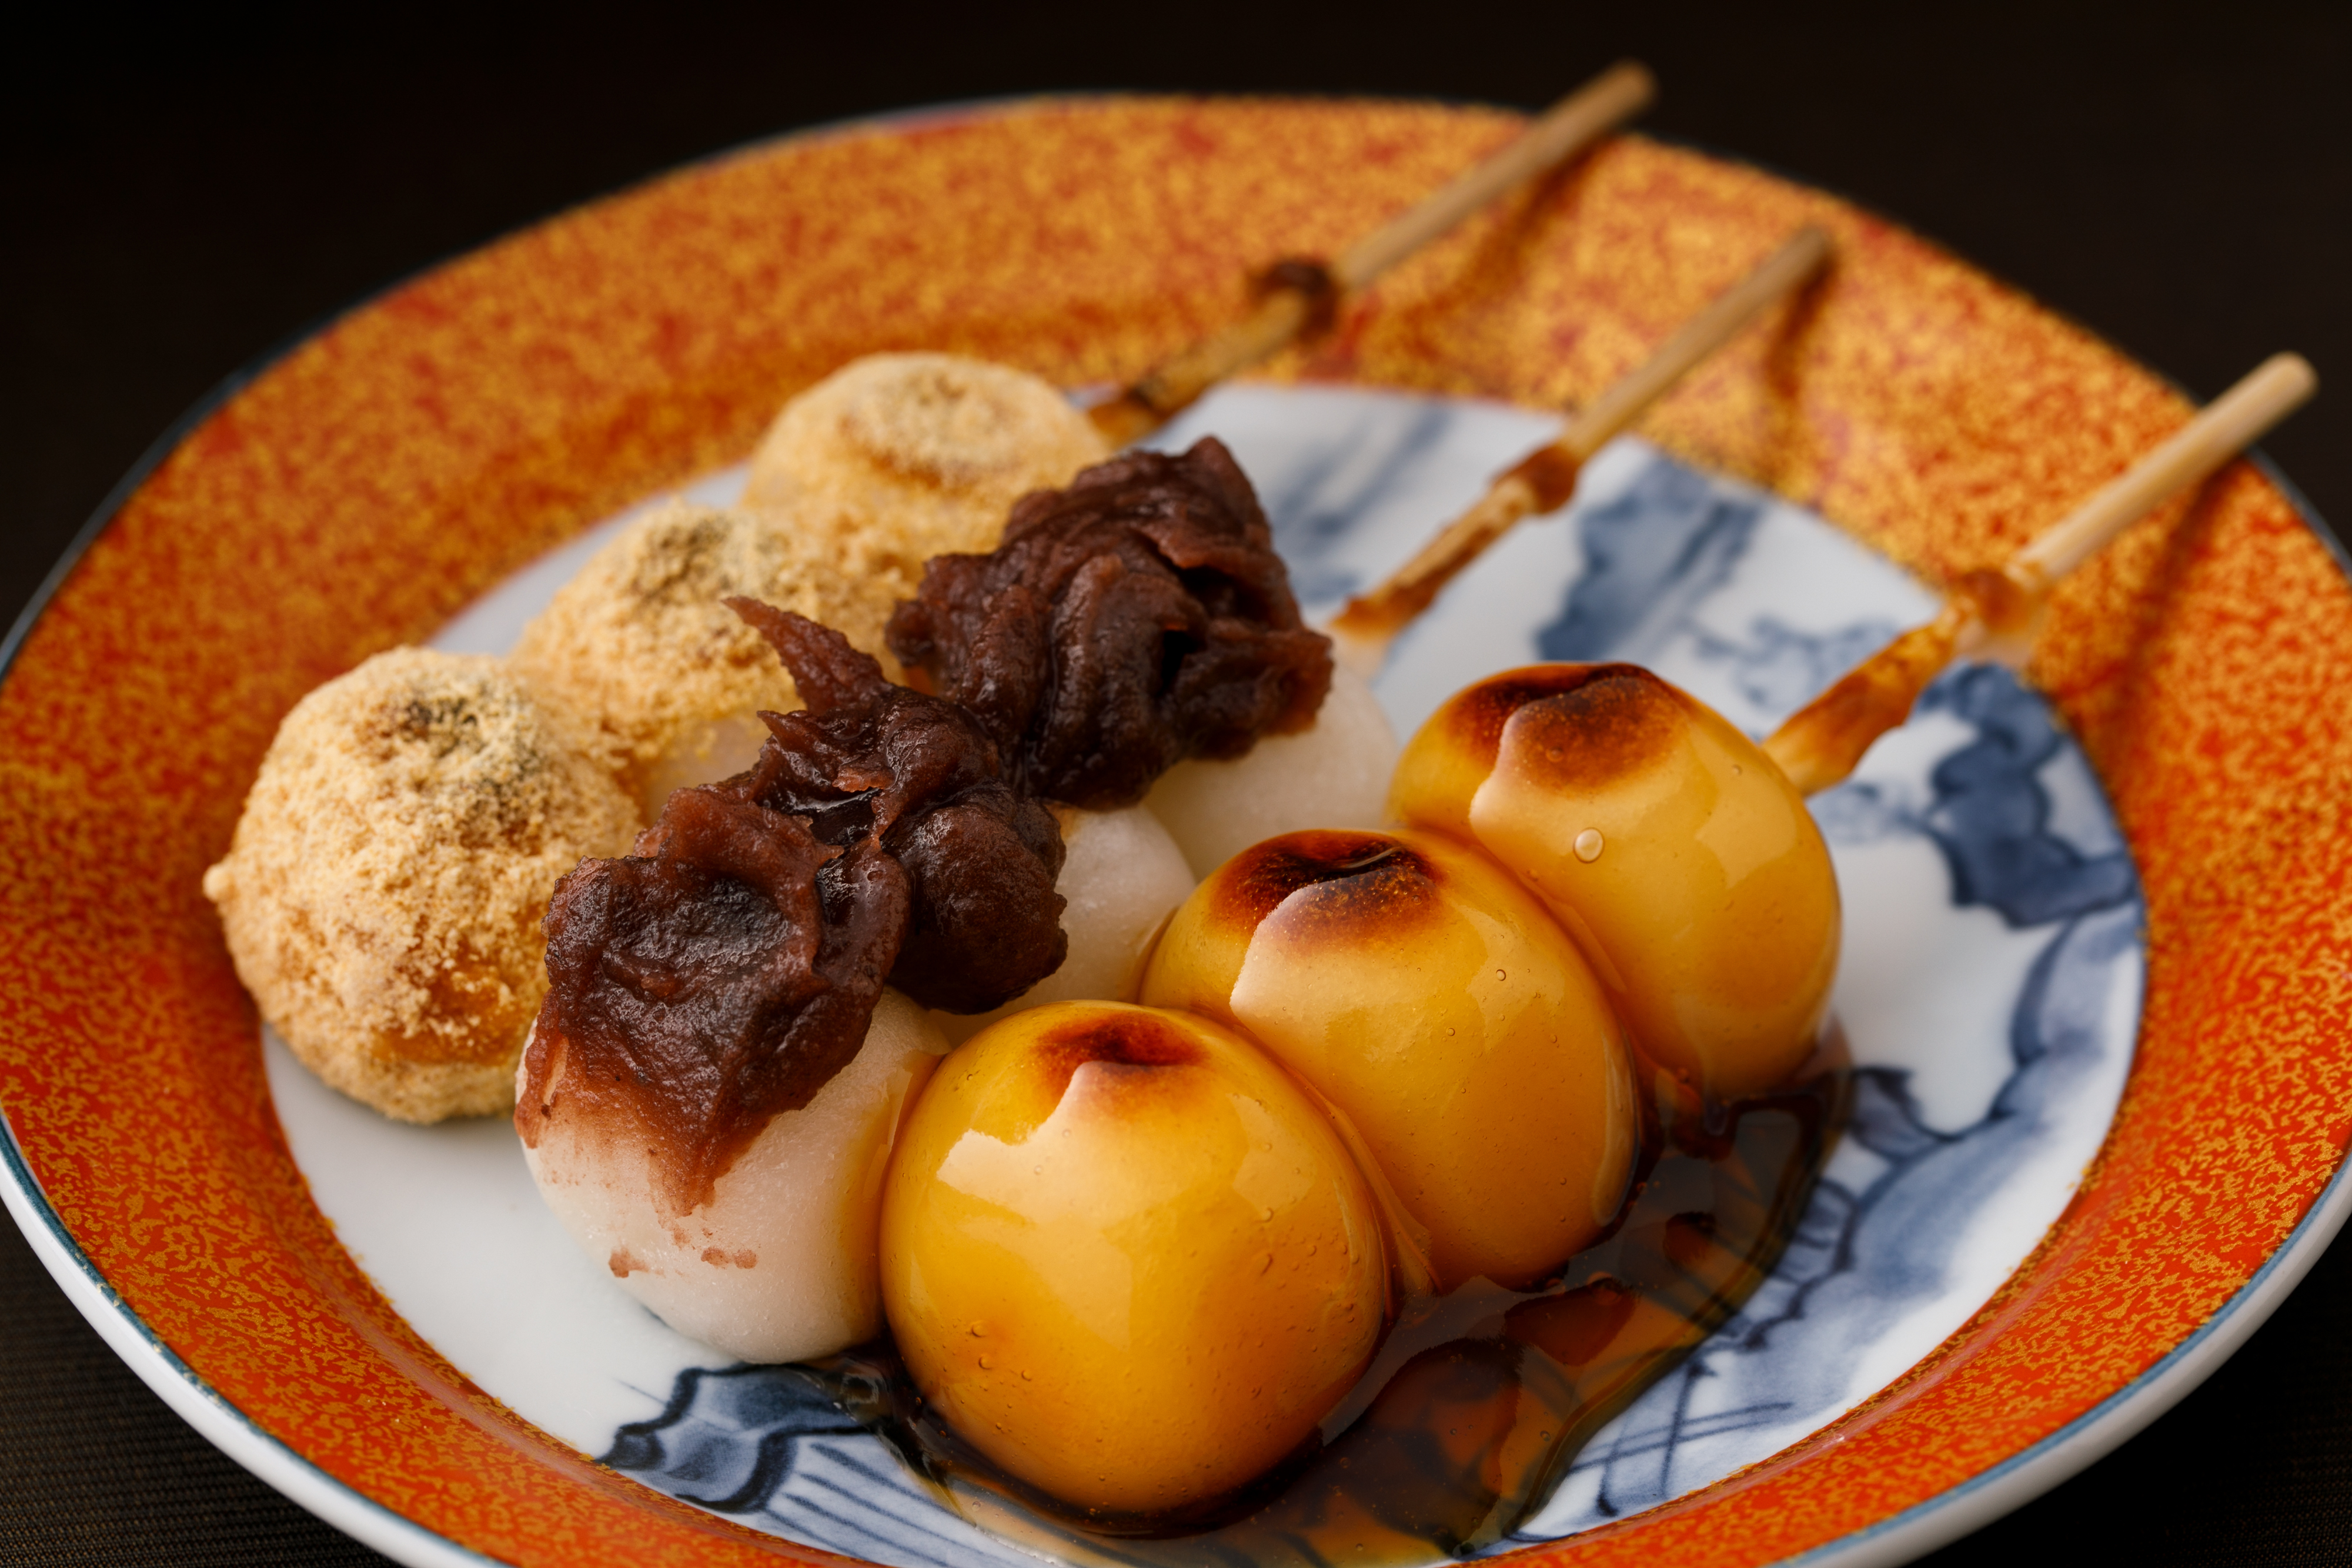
[
  {"x1": 1388, "y1": 664, "x2": 1839, "y2": 1100},
  {"x1": 878, "y1": 1001, "x2": 1387, "y2": 1517},
  {"x1": 1140, "y1": 828, "x2": 1636, "y2": 1292}
]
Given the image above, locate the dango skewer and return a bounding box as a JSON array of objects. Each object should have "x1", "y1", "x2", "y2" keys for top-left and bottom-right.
[
  {"x1": 1326, "y1": 223, "x2": 1834, "y2": 676},
  {"x1": 878, "y1": 389, "x2": 2298, "y2": 1517},
  {"x1": 1086, "y1": 61, "x2": 1658, "y2": 446},
  {"x1": 1160, "y1": 225, "x2": 1836, "y2": 878},
  {"x1": 507, "y1": 126, "x2": 2320, "y2": 1520},
  {"x1": 1763, "y1": 351, "x2": 2320, "y2": 797}
]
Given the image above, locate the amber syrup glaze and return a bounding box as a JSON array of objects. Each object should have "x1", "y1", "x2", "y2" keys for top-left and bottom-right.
[{"x1": 811, "y1": 1044, "x2": 1849, "y2": 1566}]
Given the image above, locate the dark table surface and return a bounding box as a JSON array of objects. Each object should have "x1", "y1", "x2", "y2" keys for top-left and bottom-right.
[{"x1": 5, "y1": 4, "x2": 2348, "y2": 1564}]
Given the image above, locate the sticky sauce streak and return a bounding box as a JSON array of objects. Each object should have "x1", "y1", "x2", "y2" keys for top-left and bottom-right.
[{"x1": 810, "y1": 1062, "x2": 1846, "y2": 1563}]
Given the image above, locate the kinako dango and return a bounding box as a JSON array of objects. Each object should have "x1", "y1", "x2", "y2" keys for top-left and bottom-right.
[
  {"x1": 878, "y1": 1001, "x2": 1388, "y2": 1518},
  {"x1": 510, "y1": 497, "x2": 917, "y2": 820},
  {"x1": 203, "y1": 648, "x2": 640, "y2": 1123},
  {"x1": 1140, "y1": 828, "x2": 1635, "y2": 1292},
  {"x1": 513, "y1": 356, "x2": 1105, "y2": 821},
  {"x1": 742, "y1": 352, "x2": 1110, "y2": 575},
  {"x1": 1389, "y1": 662, "x2": 1840, "y2": 1099}
]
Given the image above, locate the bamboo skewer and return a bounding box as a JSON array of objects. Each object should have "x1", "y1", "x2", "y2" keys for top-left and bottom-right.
[
  {"x1": 1764, "y1": 352, "x2": 2320, "y2": 797},
  {"x1": 1087, "y1": 62, "x2": 1658, "y2": 447},
  {"x1": 1327, "y1": 224, "x2": 1834, "y2": 672},
  {"x1": 1324, "y1": 61, "x2": 1655, "y2": 293}
]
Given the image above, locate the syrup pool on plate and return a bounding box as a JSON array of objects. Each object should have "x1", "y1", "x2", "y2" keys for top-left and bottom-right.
[{"x1": 813, "y1": 1059, "x2": 1844, "y2": 1565}]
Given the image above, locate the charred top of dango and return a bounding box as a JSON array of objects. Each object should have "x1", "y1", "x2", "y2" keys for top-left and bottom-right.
[
  {"x1": 1210, "y1": 830, "x2": 1447, "y2": 931},
  {"x1": 884, "y1": 438, "x2": 1334, "y2": 810},
  {"x1": 1027, "y1": 1008, "x2": 1205, "y2": 1102},
  {"x1": 1432, "y1": 664, "x2": 1685, "y2": 780},
  {"x1": 1154, "y1": 831, "x2": 1455, "y2": 1038}
]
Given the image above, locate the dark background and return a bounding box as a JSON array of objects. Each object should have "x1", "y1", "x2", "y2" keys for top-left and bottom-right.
[{"x1": 3, "y1": 3, "x2": 2347, "y2": 1563}]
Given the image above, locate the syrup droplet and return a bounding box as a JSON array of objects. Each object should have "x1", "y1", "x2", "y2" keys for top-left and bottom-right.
[{"x1": 1573, "y1": 828, "x2": 1605, "y2": 862}]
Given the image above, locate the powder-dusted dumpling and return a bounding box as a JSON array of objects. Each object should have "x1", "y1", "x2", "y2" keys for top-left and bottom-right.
[
  {"x1": 202, "y1": 648, "x2": 639, "y2": 1122},
  {"x1": 743, "y1": 353, "x2": 1108, "y2": 577},
  {"x1": 508, "y1": 499, "x2": 904, "y2": 816},
  {"x1": 520, "y1": 990, "x2": 946, "y2": 1364}
]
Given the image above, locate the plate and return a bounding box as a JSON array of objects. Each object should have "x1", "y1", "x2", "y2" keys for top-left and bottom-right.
[
  {"x1": 298, "y1": 387, "x2": 2143, "y2": 1566},
  {"x1": 4, "y1": 96, "x2": 2348, "y2": 1568}
]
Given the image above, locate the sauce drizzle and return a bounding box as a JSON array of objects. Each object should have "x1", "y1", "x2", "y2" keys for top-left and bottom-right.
[{"x1": 804, "y1": 1059, "x2": 1846, "y2": 1566}]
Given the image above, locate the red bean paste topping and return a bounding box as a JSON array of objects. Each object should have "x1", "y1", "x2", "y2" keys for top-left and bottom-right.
[
  {"x1": 886, "y1": 437, "x2": 1334, "y2": 809},
  {"x1": 724, "y1": 599, "x2": 1067, "y2": 1016},
  {"x1": 522, "y1": 786, "x2": 908, "y2": 1218},
  {"x1": 522, "y1": 603, "x2": 1067, "y2": 1214}
]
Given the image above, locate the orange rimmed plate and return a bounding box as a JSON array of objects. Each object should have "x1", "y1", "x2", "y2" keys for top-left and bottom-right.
[{"x1": 2, "y1": 96, "x2": 2348, "y2": 1568}]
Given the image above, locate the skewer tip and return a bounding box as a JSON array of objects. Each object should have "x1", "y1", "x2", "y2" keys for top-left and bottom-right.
[
  {"x1": 2261, "y1": 350, "x2": 2319, "y2": 406},
  {"x1": 1599, "y1": 59, "x2": 1659, "y2": 110},
  {"x1": 1778, "y1": 348, "x2": 2321, "y2": 794}
]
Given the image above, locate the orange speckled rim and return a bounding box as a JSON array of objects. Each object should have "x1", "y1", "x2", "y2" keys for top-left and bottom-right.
[{"x1": 4, "y1": 97, "x2": 2350, "y2": 1568}]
